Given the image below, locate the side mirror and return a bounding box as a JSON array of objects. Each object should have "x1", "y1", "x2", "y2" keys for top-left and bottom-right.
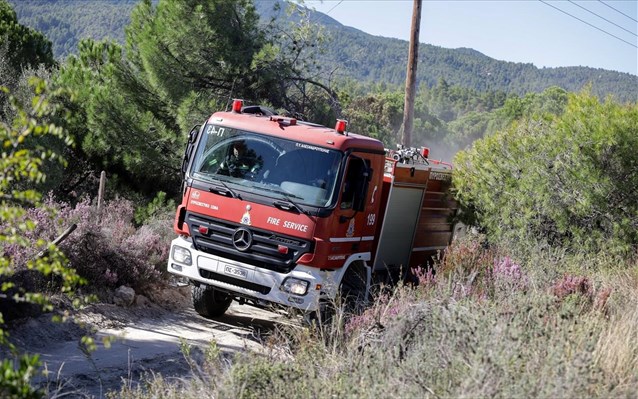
[{"x1": 181, "y1": 124, "x2": 201, "y2": 179}]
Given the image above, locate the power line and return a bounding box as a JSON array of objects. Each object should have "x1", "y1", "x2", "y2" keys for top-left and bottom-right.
[
  {"x1": 326, "y1": 0, "x2": 344, "y2": 14},
  {"x1": 598, "y1": 0, "x2": 638, "y2": 23},
  {"x1": 568, "y1": 0, "x2": 637, "y2": 37},
  {"x1": 539, "y1": 0, "x2": 637, "y2": 49}
]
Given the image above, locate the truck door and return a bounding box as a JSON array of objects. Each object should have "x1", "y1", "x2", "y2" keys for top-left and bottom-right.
[{"x1": 332, "y1": 153, "x2": 380, "y2": 255}]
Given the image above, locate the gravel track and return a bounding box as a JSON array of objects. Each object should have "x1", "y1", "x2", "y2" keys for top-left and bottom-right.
[{"x1": 7, "y1": 289, "x2": 289, "y2": 398}]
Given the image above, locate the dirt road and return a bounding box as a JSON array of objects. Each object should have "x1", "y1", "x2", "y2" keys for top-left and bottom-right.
[{"x1": 8, "y1": 297, "x2": 290, "y2": 398}]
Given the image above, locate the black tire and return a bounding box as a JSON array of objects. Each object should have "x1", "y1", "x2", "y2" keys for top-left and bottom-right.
[
  {"x1": 191, "y1": 285, "x2": 232, "y2": 318},
  {"x1": 306, "y1": 263, "x2": 369, "y2": 328},
  {"x1": 305, "y1": 299, "x2": 336, "y2": 326},
  {"x1": 339, "y1": 262, "x2": 369, "y2": 316}
]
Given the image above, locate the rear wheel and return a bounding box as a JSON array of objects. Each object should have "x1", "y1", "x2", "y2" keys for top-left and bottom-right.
[{"x1": 191, "y1": 285, "x2": 232, "y2": 318}]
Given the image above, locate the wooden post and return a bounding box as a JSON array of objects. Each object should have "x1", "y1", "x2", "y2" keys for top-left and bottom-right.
[
  {"x1": 97, "y1": 171, "x2": 106, "y2": 212},
  {"x1": 401, "y1": 0, "x2": 422, "y2": 148},
  {"x1": 35, "y1": 224, "x2": 77, "y2": 259}
]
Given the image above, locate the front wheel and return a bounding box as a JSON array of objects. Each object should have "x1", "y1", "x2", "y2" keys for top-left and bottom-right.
[
  {"x1": 192, "y1": 285, "x2": 232, "y2": 318},
  {"x1": 339, "y1": 262, "x2": 369, "y2": 316},
  {"x1": 304, "y1": 263, "x2": 369, "y2": 327}
]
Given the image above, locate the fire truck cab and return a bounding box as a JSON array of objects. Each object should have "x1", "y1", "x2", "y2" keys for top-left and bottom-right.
[{"x1": 168, "y1": 100, "x2": 456, "y2": 320}]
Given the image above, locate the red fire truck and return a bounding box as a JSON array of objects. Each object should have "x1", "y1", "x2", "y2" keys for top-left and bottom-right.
[{"x1": 168, "y1": 100, "x2": 457, "y2": 320}]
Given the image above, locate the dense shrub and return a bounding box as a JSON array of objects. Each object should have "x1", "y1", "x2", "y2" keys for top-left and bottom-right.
[
  {"x1": 7, "y1": 196, "x2": 172, "y2": 294},
  {"x1": 133, "y1": 191, "x2": 176, "y2": 225},
  {"x1": 454, "y1": 91, "x2": 638, "y2": 256},
  {"x1": 57, "y1": 197, "x2": 172, "y2": 291}
]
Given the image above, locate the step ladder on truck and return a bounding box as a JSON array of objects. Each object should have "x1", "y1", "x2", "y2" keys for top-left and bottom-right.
[{"x1": 167, "y1": 100, "x2": 458, "y2": 321}]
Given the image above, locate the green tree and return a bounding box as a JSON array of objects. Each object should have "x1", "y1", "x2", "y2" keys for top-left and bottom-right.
[
  {"x1": 342, "y1": 89, "x2": 444, "y2": 148},
  {"x1": 0, "y1": 78, "x2": 83, "y2": 398},
  {"x1": 498, "y1": 86, "x2": 568, "y2": 122},
  {"x1": 343, "y1": 90, "x2": 404, "y2": 146},
  {"x1": 0, "y1": 0, "x2": 54, "y2": 72},
  {"x1": 454, "y1": 91, "x2": 638, "y2": 255},
  {"x1": 125, "y1": 0, "x2": 261, "y2": 104},
  {"x1": 0, "y1": 0, "x2": 55, "y2": 122},
  {"x1": 55, "y1": 0, "x2": 338, "y2": 197},
  {"x1": 123, "y1": 0, "x2": 335, "y2": 119},
  {"x1": 56, "y1": 38, "x2": 182, "y2": 195},
  {"x1": 442, "y1": 86, "x2": 568, "y2": 148}
]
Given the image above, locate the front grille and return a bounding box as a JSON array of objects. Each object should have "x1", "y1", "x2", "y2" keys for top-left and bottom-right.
[
  {"x1": 199, "y1": 269, "x2": 271, "y2": 295},
  {"x1": 187, "y1": 212, "x2": 312, "y2": 273}
]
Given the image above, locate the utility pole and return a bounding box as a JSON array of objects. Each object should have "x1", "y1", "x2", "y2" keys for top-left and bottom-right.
[{"x1": 401, "y1": 0, "x2": 422, "y2": 147}]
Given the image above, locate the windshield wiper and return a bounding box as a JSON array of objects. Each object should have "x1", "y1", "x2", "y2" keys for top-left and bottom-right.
[
  {"x1": 274, "y1": 196, "x2": 310, "y2": 216},
  {"x1": 258, "y1": 186, "x2": 309, "y2": 216},
  {"x1": 207, "y1": 176, "x2": 241, "y2": 199}
]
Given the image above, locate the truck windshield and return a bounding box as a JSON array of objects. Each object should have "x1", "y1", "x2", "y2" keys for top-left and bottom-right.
[{"x1": 191, "y1": 124, "x2": 343, "y2": 208}]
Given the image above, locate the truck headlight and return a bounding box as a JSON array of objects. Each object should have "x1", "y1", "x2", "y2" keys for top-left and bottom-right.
[
  {"x1": 280, "y1": 278, "x2": 309, "y2": 296},
  {"x1": 172, "y1": 246, "x2": 192, "y2": 266}
]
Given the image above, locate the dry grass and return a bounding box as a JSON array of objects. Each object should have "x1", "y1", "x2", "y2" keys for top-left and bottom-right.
[
  {"x1": 592, "y1": 269, "x2": 638, "y2": 395},
  {"x1": 112, "y1": 236, "x2": 638, "y2": 398}
]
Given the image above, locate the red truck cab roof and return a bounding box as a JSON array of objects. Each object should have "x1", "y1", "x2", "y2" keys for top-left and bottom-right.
[{"x1": 206, "y1": 111, "x2": 385, "y2": 154}]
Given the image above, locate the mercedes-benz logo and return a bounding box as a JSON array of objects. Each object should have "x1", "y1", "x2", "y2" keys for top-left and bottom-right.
[{"x1": 232, "y1": 227, "x2": 253, "y2": 252}]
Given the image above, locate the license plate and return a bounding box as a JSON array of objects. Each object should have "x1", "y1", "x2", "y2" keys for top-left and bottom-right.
[{"x1": 224, "y1": 265, "x2": 247, "y2": 279}]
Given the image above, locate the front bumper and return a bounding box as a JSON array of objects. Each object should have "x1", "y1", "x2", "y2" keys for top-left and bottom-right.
[{"x1": 167, "y1": 236, "x2": 333, "y2": 312}]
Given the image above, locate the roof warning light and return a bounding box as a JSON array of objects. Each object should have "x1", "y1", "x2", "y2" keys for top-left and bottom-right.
[
  {"x1": 335, "y1": 119, "x2": 347, "y2": 135},
  {"x1": 232, "y1": 99, "x2": 243, "y2": 113}
]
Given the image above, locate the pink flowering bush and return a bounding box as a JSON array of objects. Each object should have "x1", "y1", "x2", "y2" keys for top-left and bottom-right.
[
  {"x1": 345, "y1": 238, "x2": 532, "y2": 337},
  {"x1": 435, "y1": 238, "x2": 530, "y2": 300},
  {"x1": 551, "y1": 274, "x2": 593, "y2": 303},
  {"x1": 492, "y1": 256, "x2": 523, "y2": 280},
  {"x1": 490, "y1": 256, "x2": 528, "y2": 294},
  {"x1": 5, "y1": 195, "x2": 173, "y2": 294},
  {"x1": 410, "y1": 266, "x2": 436, "y2": 287},
  {"x1": 344, "y1": 292, "x2": 393, "y2": 336}
]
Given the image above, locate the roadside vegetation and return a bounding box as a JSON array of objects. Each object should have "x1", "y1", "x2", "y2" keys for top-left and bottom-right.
[
  {"x1": 115, "y1": 238, "x2": 638, "y2": 398},
  {"x1": 0, "y1": 78, "x2": 84, "y2": 397},
  {"x1": 0, "y1": 0, "x2": 636, "y2": 397}
]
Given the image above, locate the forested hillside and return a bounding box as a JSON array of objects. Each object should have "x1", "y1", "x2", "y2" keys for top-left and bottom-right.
[
  {"x1": 10, "y1": 0, "x2": 638, "y2": 103},
  {"x1": 332, "y1": 29, "x2": 636, "y2": 102},
  {"x1": 9, "y1": 0, "x2": 135, "y2": 57}
]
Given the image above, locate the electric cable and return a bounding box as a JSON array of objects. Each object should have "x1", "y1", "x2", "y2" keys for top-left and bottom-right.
[
  {"x1": 327, "y1": 0, "x2": 344, "y2": 14},
  {"x1": 568, "y1": 0, "x2": 637, "y2": 37},
  {"x1": 539, "y1": 0, "x2": 637, "y2": 48},
  {"x1": 598, "y1": 0, "x2": 638, "y2": 23}
]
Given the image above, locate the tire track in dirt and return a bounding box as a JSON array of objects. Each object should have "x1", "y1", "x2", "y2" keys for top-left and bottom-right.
[{"x1": 10, "y1": 301, "x2": 290, "y2": 398}]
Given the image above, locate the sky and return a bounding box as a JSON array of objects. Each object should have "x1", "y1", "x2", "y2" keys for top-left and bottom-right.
[{"x1": 304, "y1": 0, "x2": 638, "y2": 76}]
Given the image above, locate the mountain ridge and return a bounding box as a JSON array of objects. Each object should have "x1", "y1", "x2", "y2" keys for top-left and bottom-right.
[{"x1": 10, "y1": 0, "x2": 637, "y2": 102}]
